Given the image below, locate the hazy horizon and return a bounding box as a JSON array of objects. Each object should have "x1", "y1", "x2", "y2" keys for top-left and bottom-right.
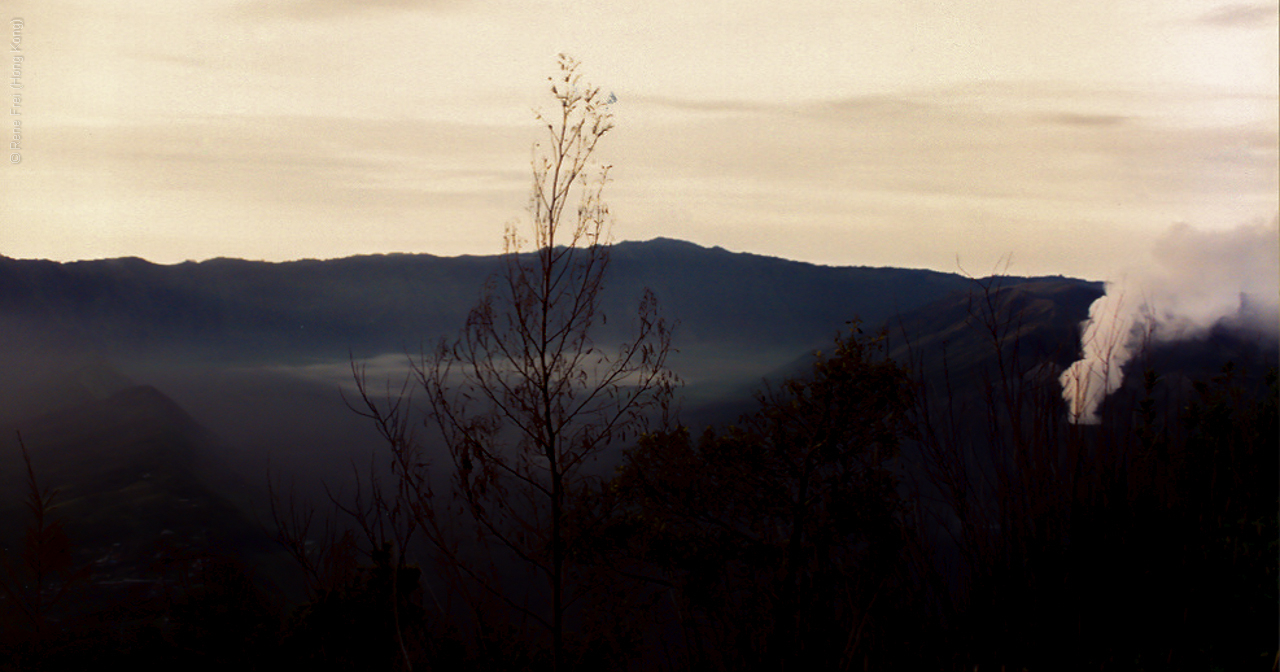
[
  {"x1": 0, "y1": 234, "x2": 1102, "y2": 278},
  {"x1": 2, "y1": 1, "x2": 1276, "y2": 281}
]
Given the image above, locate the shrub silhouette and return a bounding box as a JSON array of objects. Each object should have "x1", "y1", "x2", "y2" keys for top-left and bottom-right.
[{"x1": 606, "y1": 325, "x2": 914, "y2": 669}]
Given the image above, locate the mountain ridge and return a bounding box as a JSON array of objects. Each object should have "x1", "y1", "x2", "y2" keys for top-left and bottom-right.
[{"x1": 0, "y1": 238, "x2": 1018, "y2": 364}]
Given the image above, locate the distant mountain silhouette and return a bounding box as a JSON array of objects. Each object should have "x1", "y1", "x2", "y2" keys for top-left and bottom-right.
[
  {"x1": 0, "y1": 239, "x2": 978, "y2": 364},
  {"x1": 887, "y1": 275, "x2": 1105, "y2": 381},
  {"x1": 0, "y1": 240, "x2": 1114, "y2": 517},
  {"x1": 607, "y1": 239, "x2": 976, "y2": 348}
]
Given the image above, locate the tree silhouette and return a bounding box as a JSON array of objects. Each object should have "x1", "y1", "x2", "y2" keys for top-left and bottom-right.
[
  {"x1": 351, "y1": 54, "x2": 676, "y2": 670},
  {"x1": 608, "y1": 325, "x2": 913, "y2": 669}
]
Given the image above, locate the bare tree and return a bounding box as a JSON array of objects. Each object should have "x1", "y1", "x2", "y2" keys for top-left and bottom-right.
[{"x1": 372, "y1": 54, "x2": 676, "y2": 670}]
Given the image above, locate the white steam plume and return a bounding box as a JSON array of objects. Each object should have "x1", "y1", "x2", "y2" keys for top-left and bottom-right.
[{"x1": 1060, "y1": 217, "x2": 1279, "y2": 424}]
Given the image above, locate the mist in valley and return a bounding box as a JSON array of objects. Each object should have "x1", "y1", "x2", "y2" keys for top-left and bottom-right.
[{"x1": 1, "y1": 5, "x2": 1275, "y2": 662}]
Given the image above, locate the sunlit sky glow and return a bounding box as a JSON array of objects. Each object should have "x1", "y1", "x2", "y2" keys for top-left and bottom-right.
[{"x1": 2, "y1": 0, "x2": 1276, "y2": 279}]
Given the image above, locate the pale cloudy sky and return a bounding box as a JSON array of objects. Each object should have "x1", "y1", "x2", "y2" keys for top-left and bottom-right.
[{"x1": 2, "y1": 0, "x2": 1276, "y2": 279}]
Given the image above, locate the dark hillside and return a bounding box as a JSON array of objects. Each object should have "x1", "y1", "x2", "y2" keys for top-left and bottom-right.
[
  {"x1": 0, "y1": 382, "x2": 267, "y2": 578},
  {"x1": 886, "y1": 275, "x2": 1104, "y2": 378},
  {"x1": 0, "y1": 240, "x2": 974, "y2": 365},
  {"x1": 608, "y1": 238, "x2": 972, "y2": 348}
]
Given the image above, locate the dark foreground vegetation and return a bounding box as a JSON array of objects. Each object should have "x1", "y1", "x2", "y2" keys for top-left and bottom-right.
[
  {"x1": 2, "y1": 59, "x2": 1275, "y2": 670},
  {"x1": 1, "y1": 299, "x2": 1274, "y2": 671}
]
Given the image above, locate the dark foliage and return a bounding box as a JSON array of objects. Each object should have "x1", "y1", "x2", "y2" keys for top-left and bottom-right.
[
  {"x1": 0, "y1": 54, "x2": 1269, "y2": 666},
  {"x1": 603, "y1": 326, "x2": 916, "y2": 670},
  {"x1": 1, "y1": 264, "x2": 1274, "y2": 670},
  {"x1": 896, "y1": 277, "x2": 1279, "y2": 671},
  {"x1": 282, "y1": 543, "x2": 427, "y2": 672}
]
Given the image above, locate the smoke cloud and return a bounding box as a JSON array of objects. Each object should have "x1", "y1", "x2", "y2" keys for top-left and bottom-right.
[{"x1": 1060, "y1": 217, "x2": 1280, "y2": 424}]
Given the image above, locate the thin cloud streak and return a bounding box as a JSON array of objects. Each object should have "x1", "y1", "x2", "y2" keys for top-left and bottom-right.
[
  {"x1": 0, "y1": 116, "x2": 532, "y2": 262},
  {"x1": 238, "y1": 0, "x2": 466, "y2": 19},
  {"x1": 1196, "y1": 3, "x2": 1280, "y2": 27},
  {"x1": 3, "y1": 83, "x2": 1275, "y2": 277},
  {"x1": 2, "y1": 0, "x2": 1276, "y2": 278},
  {"x1": 605, "y1": 87, "x2": 1277, "y2": 277}
]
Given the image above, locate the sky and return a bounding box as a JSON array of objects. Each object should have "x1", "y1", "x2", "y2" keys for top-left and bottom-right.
[{"x1": 1, "y1": 0, "x2": 1276, "y2": 280}]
